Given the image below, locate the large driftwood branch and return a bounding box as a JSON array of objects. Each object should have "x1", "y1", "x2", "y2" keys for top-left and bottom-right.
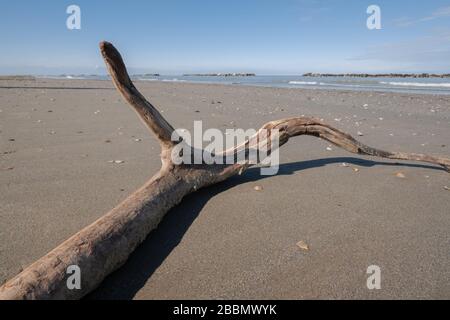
[{"x1": 0, "y1": 42, "x2": 448, "y2": 300}]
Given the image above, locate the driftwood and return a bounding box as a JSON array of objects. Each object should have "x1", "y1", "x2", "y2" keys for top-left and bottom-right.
[{"x1": 0, "y1": 42, "x2": 449, "y2": 300}]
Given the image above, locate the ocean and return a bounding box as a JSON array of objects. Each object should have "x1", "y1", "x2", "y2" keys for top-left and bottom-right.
[{"x1": 39, "y1": 75, "x2": 450, "y2": 95}]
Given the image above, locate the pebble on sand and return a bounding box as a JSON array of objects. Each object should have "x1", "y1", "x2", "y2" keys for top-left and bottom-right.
[
  {"x1": 444, "y1": 186, "x2": 449, "y2": 191},
  {"x1": 296, "y1": 240, "x2": 309, "y2": 251},
  {"x1": 326, "y1": 146, "x2": 333, "y2": 151},
  {"x1": 357, "y1": 131, "x2": 364, "y2": 136},
  {"x1": 254, "y1": 185, "x2": 263, "y2": 191}
]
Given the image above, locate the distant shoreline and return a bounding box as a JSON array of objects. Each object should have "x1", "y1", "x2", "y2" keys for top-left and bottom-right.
[
  {"x1": 0, "y1": 75, "x2": 36, "y2": 81},
  {"x1": 2, "y1": 73, "x2": 450, "y2": 79},
  {"x1": 303, "y1": 73, "x2": 450, "y2": 78}
]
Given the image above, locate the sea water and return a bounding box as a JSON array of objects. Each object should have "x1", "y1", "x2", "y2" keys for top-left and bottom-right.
[{"x1": 38, "y1": 74, "x2": 450, "y2": 95}]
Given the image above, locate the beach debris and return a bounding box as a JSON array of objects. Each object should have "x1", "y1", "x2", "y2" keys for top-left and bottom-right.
[
  {"x1": 352, "y1": 168, "x2": 360, "y2": 173},
  {"x1": 254, "y1": 185, "x2": 263, "y2": 191},
  {"x1": 363, "y1": 103, "x2": 369, "y2": 108},
  {"x1": 94, "y1": 110, "x2": 101, "y2": 115},
  {"x1": 326, "y1": 146, "x2": 333, "y2": 151},
  {"x1": 378, "y1": 117, "x2": 384, "y2": 121},
  {"x1": 357, "y1": 131, "x2": 364, "y2": 137},
  {"x1": 340, "y1": 163, "x2": 350, "y2": 167},
  {"x1": 108, "y1": 160, "x2": 125, "y2": 164},
  {"x1": 395, "y1": 172, "x2": 406, "y2": 179},
  {"x1": 444, "y1": 186, "x2": 449, "y2": 191},
  {"x1": 296, "y1": 240, "x2": 309, "y2": 251},
  {"x1": 334, "y1": 118, "x2": 342, "y2": 122},
  {"x1": 134, "y1": 138, "x2": 142, "y2": 142}
]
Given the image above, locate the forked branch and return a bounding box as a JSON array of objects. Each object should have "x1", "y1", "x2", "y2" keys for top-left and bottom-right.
[{"x1": 0, "y1": 42, "x2": 448, "y2": 300}]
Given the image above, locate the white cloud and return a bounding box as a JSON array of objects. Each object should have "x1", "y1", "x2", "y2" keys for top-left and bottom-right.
[
  {"x1": 393, "y1": 6, "x2": 450, "y2": 27},
  {"x1": 349, "y1": 30, "x2": 450, "y2": 72}
]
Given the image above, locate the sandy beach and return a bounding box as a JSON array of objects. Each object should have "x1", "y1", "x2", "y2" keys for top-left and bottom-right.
[{"x1": 0, "y1": 78, "x2": 449, "y2": 299}]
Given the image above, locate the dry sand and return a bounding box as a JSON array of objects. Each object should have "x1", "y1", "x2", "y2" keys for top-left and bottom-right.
[{"x1": 0, "y1": 78, "x2": 449, "y2": 299}]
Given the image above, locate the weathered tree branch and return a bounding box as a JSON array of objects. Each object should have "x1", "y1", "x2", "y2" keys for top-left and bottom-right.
[
  {"x1": 0, "y1": 42, "x2": 448, "y2": 300},
  {"x1": 100, "y1": 42, "x2": 176, "y2": 149}
]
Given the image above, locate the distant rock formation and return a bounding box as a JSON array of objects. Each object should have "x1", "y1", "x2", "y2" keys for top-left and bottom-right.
[
  {"x1": 303, "y1": 73, "x2": 450, "y2": 78},
  {"x1": 183, "y1": 73, "x2": 256, "y2": 77}
]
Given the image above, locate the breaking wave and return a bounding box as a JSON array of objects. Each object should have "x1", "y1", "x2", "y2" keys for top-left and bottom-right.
[{"x1": 379, "y1": 81, "x2": 450, "y2": 88}]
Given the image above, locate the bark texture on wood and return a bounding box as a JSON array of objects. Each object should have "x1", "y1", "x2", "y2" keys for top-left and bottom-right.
[{"x1": 0, "y1": 42, "x2": 448, "y2": 300}]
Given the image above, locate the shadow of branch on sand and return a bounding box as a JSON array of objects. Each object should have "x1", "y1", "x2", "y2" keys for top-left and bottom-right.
[{"x1": 86, "y1": 156, "x2": 444, "y2": 300}]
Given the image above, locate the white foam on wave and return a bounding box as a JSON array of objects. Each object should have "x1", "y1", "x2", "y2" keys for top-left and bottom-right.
[
  {"x1": 65, "y1": 75, "x2": 86, "y2": 80},
  {"x1": 318, "y1": 82, "x2": 362, "y2": 88},
  {"x1": 380, "y1": 81, "x2": 450, "y2": 88},
  {"x1": 162, "y1": 78, "x2": 187, "y2": 82},
  {"x1": 289, "y1": 81, "x2": 318, "y2": 85}
]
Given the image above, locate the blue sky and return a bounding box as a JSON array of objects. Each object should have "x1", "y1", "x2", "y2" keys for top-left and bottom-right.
[{"x1": 1, "y1": 0, "x2": 449, "y2": 75}]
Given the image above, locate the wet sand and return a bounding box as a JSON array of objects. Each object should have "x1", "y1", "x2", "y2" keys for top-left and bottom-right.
[{"x1": 0, "y1": 78, "x2": 449, "y2": 299}]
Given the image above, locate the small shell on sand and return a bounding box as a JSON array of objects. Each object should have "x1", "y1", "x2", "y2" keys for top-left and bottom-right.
[
  {"x1": 296, "y1": 240, "x2": 309, "y2": 251},
  {"x1": 109, "y1": 160, "x2": 125, "y2": 164},
  {"x1": 395, "y1": 172, "x2": 406, "y2": 178}
]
